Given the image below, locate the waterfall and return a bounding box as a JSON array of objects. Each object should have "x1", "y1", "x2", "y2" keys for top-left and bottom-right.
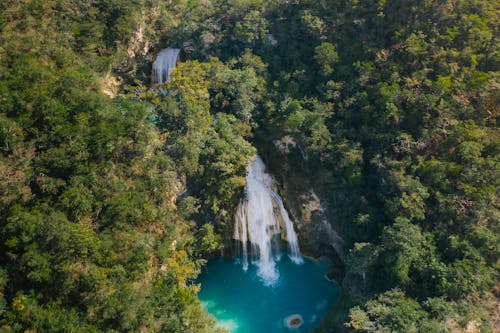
[
  {"x1": 152, "y1": 48, "x2": 181, "y2": 84},
  {"x1": 234, "y1": 155, "x2": 303, "y2": 285}
]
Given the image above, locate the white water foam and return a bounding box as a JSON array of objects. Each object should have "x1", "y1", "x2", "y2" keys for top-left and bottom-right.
[
  {"x1": 152, "y1": 48, "x2": 180, "y2": 84},
  {"x1": 234, "y1": 155, "x2": 303, "y2": 285}
]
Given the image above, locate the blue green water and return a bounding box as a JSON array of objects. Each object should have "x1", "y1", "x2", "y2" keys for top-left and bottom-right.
[{"x1": 196, "y1": 256, "x2": 340, "y2": 333}]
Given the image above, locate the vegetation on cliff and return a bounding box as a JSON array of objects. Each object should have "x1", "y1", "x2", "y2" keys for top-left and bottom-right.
[{"x1": 0, "y1": 0, "x2": 498, "y2": 332}]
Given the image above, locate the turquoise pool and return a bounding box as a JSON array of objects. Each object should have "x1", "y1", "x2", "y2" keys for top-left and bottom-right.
[{"x1": 196, "y1": 255, "x2": 340, "y2": 333}]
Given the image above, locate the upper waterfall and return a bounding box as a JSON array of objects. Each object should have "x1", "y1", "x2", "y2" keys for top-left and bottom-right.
[
  {"x1": 152, "y1": 48, "x2": 180, "y2": 84},
  {"x1": 234, "y1": 155, "x2": 303, "y2": 285}
]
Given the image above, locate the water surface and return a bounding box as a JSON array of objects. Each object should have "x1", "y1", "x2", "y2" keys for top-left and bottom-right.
[{"x1": 197, "y1": 255, "x2": 340, "y2": 333}]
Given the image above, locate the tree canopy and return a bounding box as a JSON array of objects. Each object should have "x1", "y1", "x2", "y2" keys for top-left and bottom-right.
[{"x1": 0, "y1": 0, "x2": 498, "y2": 332}]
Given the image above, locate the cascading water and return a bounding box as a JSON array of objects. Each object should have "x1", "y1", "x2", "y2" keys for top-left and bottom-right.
[
  {"x1": 234, "y1": 155, "x2": 303, "y2": 285},
  {"x1": 152, "y1": 48, "x2": 181, "y2": 84}
]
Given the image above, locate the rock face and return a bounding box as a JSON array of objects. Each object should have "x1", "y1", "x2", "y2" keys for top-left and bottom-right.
[
  {"x1": 282, "y1": 187, "x2": 346, "y2": 283},
  {"x1": 258, "y1": 150, "x2": 347, "y2": 283},
  {"x1": 296, "y1": 190, "x2": 344, "y2": 257},
  {"x1": 127, "y1": 25, "x2": 150, "y2": 58}
]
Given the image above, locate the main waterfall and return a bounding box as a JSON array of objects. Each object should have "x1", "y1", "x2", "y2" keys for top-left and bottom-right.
[
  {"x1": 152, "y1": 48, "x2": 180, "y2": 84},
  {"x1": 234, "y1": 156, "x2": 303, "y2": 285}
]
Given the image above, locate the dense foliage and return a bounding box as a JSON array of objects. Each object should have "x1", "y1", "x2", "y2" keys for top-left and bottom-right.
[
  {"x1": 0, "y1": 0, "x2": 498, "y2": 332},
  {"x1": 0, "y1": 1, "x2": 255, "y2": 331}
]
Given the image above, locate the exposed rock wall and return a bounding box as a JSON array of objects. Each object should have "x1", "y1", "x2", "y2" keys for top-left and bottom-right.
[
  {"x1": 257, "y1": 145, "x2": 348, "y2": 284},
  {"x1": 279, "y1": 184, "x2": 347, "y2": 284}
]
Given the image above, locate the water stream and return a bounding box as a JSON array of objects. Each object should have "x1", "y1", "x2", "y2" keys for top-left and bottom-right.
[
  {"x1": 152, "y1": 48, "x2": 180, "y2": 84},
  {"x1": 197, "y1": 155, "x2": 340, "y2": 332},
  {"x1": 234, "y1": 155, "x2": 302, "y2": 285}
]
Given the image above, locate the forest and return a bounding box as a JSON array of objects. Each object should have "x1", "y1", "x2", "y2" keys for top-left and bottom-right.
[{"x1": 0, "y1": 0, "x2": 498, "y2": 332}]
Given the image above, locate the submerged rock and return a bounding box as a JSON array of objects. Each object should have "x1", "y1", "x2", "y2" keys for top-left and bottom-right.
[{"x1": 284, "y1": 314, "x2": 303, "y2": 329}]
